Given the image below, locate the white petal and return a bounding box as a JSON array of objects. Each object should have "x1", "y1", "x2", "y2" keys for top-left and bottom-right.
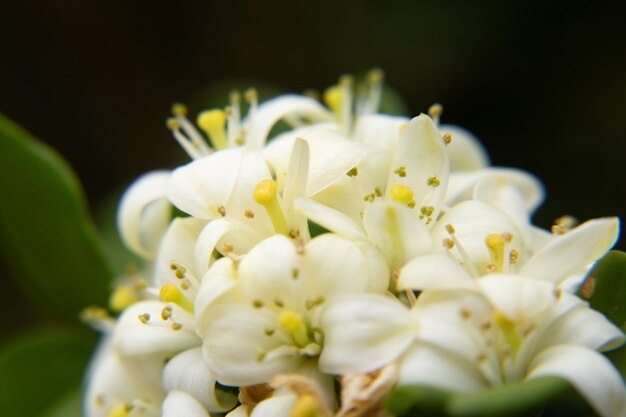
[
  {"x1": 249, "y1": 390, "x2": 297, "y2": 417},
  {"x1": 439, "y1": 124, "x2": 489, "y2": 171},
  {"x1": 245, "y1": 95, "x2": 333, "y2": 149},
  {"x1": 85, "y1": 337, "x2": 164, "y2": 417},
  {"x1": 478, "y1": 275, "x2": 556, "y2": 320},
  {"x1": 528, "y1": 345, "x2": 626, "y2": 417},
  {"x1": 154, "y1": 217, "x2": 206, "y2": 287},
  {"x1": 363, "y1": 201, "x2": 433, "y2": 270},
  {"x1": 319, "y1": 294, "x2": 415, "y2": 374},
  {"x1": 521, "y1": 217, "x2": 620, "y2": 285},
  {"x1": 353, "y1": 113, "x2": 407, "y2": 149},
  {"x1": 431, "y1": 200, "x2": 524, "y2": 274},
  {"x1": 294, "y1": 197, "x2": 366, "y2": 241},
  {"x1": 195, "y1": 258, "x2": 237, "y2": 329},
  {"x1": 200, "y1": 304, "x2": 304, "y2": 386},
  {"x1": 162, "y1": 390, "x2": 210, "y2": 417},
  {"x1": 194, "y1": 219, "x2": 232, "y2": 277},
  {"x1": 166, "y1": 148, "x2": 242, "y2": 219},
  {"x1": 386, "y1": 114, "x2": 449, "y2": 221},
  {"x1": 226, "y1": 405, "x2": 250, "y2": 417},
  {"x1": 117, "y1": 171, "x2": 171, "y2": 259},
  {"x1": 398, "y1": 342, "x2": 488, "y2": 392},
  {"x1": 113, "y1": 301, "x2": 199, "y2": 356},
  {"x1": 163, "y1": 347, "x2": 238, "y2": 412},
  {"x1": 398, "y1": 254, "x2": 477, "y2": 291}
]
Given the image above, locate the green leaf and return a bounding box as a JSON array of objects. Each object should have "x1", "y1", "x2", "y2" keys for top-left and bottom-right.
[
  {"x1": 379, "y1": 83, "x2": 410, "y2": 116},
  {"x1": 579, "y1": 250, "x2": 626, "y2": 330},
  {"x1": 0, "y1": 114, "x2": 113, "y2": 318},
  {"x1": 579, "y1": 250, "x2": 626, "y2": 380},
  {"x1": 43, "y1": 387, "x2": 83, "y2": 417},
  {"x1": 0, "y1": 329, "x2": 95, "y2": 417},
  {"x1": 445, "y1": 377, "x2": 570, "y2": 417},
  {"x1": 386, "y1": 384, "x2": 451, "y2": 416}
]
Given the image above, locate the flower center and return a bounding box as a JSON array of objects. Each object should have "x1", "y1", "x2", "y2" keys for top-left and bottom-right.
[{"x1": 278, "y1": 310, "x2": 313, "y2": 348}]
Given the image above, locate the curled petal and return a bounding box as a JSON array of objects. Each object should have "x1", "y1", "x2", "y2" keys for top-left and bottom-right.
[
  {"x1": 194, "y1": 219, "x2": 232, "y2": 277},
  {"x1": 164, "y1": 347, "x2": 238, "y2": 412},
  {"x1": 521, "y1": 217, "x2": 620, "y2": 285},
  {"x1": 162, "y1": 390, "x2": 210, "y2": 417},
  {"x1": 117, "y1": 171, "x2": 171, "y2": 259},
  {"x1": 528, "y1": 345, "x2": 626, "y2": 417}
]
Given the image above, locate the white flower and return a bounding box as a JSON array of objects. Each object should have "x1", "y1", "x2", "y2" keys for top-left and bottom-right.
[
  {"x1": 321, "y1": 276, "x2": 626, "y2": 417},
  {"x1": 195, "y1": 233, "x2": 388, "y2": 404}
]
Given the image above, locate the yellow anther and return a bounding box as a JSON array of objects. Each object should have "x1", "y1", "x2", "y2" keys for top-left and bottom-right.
[
  {"x1": 166, "y1": 117, "x2": 181, "y2": 131},
  {"x1": 161, "y1": 306, "x2": 172, "y2": 320},
  {"x1": 253, "y1": 179, "x2": 278, "y2": 205},
  {"x1": 509, "y1": 249, "x2": 519, "y2": 264},
  {"x1": 107, "y1": 405, "x2": 131, "y2": 417},
  {"x1": 197, "y1": 109, "x2": 228, "y2": 149},
  {"x1": 230, "y1": 90, "x2": 241, "y2": 104},
  {"x1": 159, "y1": 283, "x2": 194, "y2": 313},
  {"x1": 279, "y1": 310, "x2": 310, "y2": 347},
  {"x1": 374, "y1": 186, "x2": 384, "y2": 197},
  {"x1": 290, "y1": 394, "x2": 319, "y2": 417},
  {"x1": 244, "y1": 88, "x2": 258, "y2": 103},
  {"x1": 445, "y1": 224, "x2": 456, "y2": 234},
  {"x1": 390, "y1": 184, "x2": 414, "y2": 205},
  {"x1": 323, "y1": 85, "x2": 343, "y2": 114},
  {"x1": 171, "y1": 103, "x2": 188, "y2": 117},
  {"x1": 217, "y1": 206, "x2": 226, "y2": 217},
  {"x1": 171, "y1": 322, "x2": 183, "y2": 331},
  {"x1": 253, "y1": 179, "x2": 288, "y2": 235},
  {"x1": 443, "y1": 238, "x2": 455, "y2": 249},
  {"x1": 428, "y1": 103, "x2": 443, "y2": 118},
  {"x1": 394, "y1": 166, "x2": 407, "y2": 177},
  {"x1": 485, "y1": 233, "x2": 506, "y2": 273},
  {"x1": 368, "y1": 68, "x2": 384, "y2": 84},
  {"x1": 109, "y1": 286, "x2": 137, "y2": 312},
  {"x1": 303, "y1": 89, "x2": 320, "y2": 100},
  {"x1": 427, "y1": 176, "x2": 441, "y2": 187},
  {"x1": 221, "y1": 243, "x2": 234, "y2": 253},
  {"x1": 420, "y1": 206, "x2": 435, "y2": 216},
  {"x1": 138, "y1": 313, "x2": 150, "y2": 324},
  {"x1": 346, "y1": 167, "x2": 358, "y2": 177},
  {"x1": 244, "y1": 209, "x2": 255, "y2": 218},
  {"x1": 443, "y1": 133, "x2": 452, "y2": 145}
]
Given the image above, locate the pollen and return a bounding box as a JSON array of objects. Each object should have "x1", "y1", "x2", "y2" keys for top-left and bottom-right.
[
  {"x1": 171, "y1": 102, "x2": 188, "y2": 117},
  {"x1": 166, "y1": 117, "x2": 181, "y2": 131},
  {"x1": 394, "y1": 166, "x2": 407, "y2": 177},
  {"x1": 138, "y1": 313, "x2": 150, "y2": 324},
  {"x1": 428, "y1": 103, "x2": 443, "y2": 118},
  {"x1": 244, "y1": 209, "x2": 255, "y2": 218},
  {"x1": 443, "y1": 133, "x2": 452, "y2": 145},
  {"x1": 427, "y1": 176, "x2": 441, "y2": 187},
  {"x1": 346, "y1": 167, "x2": 358, "y2": 177},
  {"x1": 390, "y1": 184, "x2": 414, "y2": 205}
]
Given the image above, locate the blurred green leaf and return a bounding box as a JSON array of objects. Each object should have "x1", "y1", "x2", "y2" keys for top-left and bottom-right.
[
  {"x1": 386, "y1": 384, "x2": 450, "y2": 416},
  {"x1": 43, "y1": 386, "x2": 83, "y2": 417},
  {"x1": 0, "y1": 114, "x2": 113, "y2": 318},
  {"x1": 379, "y1": 83, "x2": 410, "y2": 116},
  {"x1": 580, "y1": 250, "x2": 626, "y2": 380},
  {"x1": 0, "y1": 329, "x2": 95, "y2": 417},
  {"x1": 445, "y1": 377, "x2": 570, "y2": 417},
  {"x1": 580, "y1": 250, "x2": 626, "y2": 330}
]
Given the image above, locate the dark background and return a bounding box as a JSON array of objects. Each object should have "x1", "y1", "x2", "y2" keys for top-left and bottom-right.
[{"x1": 1, "y1": 1, "x2": 625, "y2": 243}]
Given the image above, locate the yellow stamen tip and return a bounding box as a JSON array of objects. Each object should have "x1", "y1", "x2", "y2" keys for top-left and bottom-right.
[
  {"x1": 253, "y1": 179, "x2": 278, "y2": 206},
  {"x1": 290, "y1": 394, "x2": 319, "y2": 417},
  {"x1": 244, "y1": 88, "x2": 258, "y2": 102},
  {"x1": 197, "y1": 109, "x2": 226, "y2": 132},
  {"x1": 166, "y1": 117, "x2": 180, "y2": 130},
  {"x1": 368, "y1": 68, "x2": 384, "y2": 84},
  {"x1": 109, "y1": 286, "x2": 136, "y2": 312},
  {"x1": 428, "y1": 103, "x2": 443, "y2": 118},
  {"x1": 323, "y1": 85, "x2": 343, "y2": 114},
  {"x1": 485, "y1": 234, "x2": 505, "y2": 250},
  {"x1": 107, "y1": 405, "x2": 131, "y2": 417},
  {"x1": 171, "y1": 102, "x2": 188, "y2": 117},
  {"x1": 390, "y1": 184, "x2": 414, "y2": 205},
  {"x1": 279, "y1": 310, "x2": 304, "y2": 333},
  {"x1": 159, "y1": 283, "x2": 181, "y2": 303}
]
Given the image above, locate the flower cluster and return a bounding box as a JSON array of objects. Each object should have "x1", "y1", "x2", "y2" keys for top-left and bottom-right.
[{"x1": 84, "y1": 71, "x2": 626, "y2": 417}]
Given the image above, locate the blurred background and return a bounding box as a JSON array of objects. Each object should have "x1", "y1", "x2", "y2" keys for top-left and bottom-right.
[{"x1": 0, "y1": 1, "x2": 625, "y2": 414}]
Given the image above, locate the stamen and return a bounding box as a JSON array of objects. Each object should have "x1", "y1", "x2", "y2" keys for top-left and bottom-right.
[
  {"x1": 167, "y1": 117, "x2": 202, "y2": 159},
  {"x1": 197, "y1": 109, "x2": 228, "y2": 149},
  {"x1": 389, "y1": 184, "x2": 415, "y2": 206},
  {"x1": 443, "y1": 133, "x2": 452, "y2": 145},
  {"x1": 323, "y1": 85, "x2": 343, "y2": 115},
  {"x1": 428, "y1": 103, "x2": 443, "y2": 125},
  {"x1": 138, "y1": 313, "x2": 150, "y2": 324},
  {"x1": 394, "y1": 166, "x2": 407, "y2": 177},
  {"x1": 346, "y1": 167, "x2": 358, "y2": 177},
  {"x1": 485, "y1": 234, "x2": 506, "y2": 273},
  {"x1": 159, "y1": 283, "x2": 194, "y2": 313},
  {"x1": 278, "y1": 310, "x2": 311, "y2": 348},
  {"x1": 366, "y1": 68, "x2": 384, "y2": 113},
  {"x1": 290, "y1": 394, "x2": 319, "y2": 417},
  {"x1": 107, "y1": 405, "x2": 132, "y2": 417},
  {"x1": 109, "y1": 286, "x2": 137, "y2": 312},
  {"x1": 244, "y1": 209, "x2": 255, "y2": 218},
  {"x1": 253, "y1": 179, "x2": 288, "y2": 235},
  {"x1": 551, "y1": 215, "x2": 578, "y2": 235},
  {"x1": 492, "y1": 310, "x2": 521, "y2": 350},
  {"x1": 171, "y1": 103, "x2": 211, "y2": 155},
  {"x1": 427, "y1": 176, "x2": 441, "y2": 187},
  {"x1": 445, "y1": 224, "x2": 480, "y2": 278},
  {"x1": 80, "y1": 306, "x2": 115, "y2": 332}
]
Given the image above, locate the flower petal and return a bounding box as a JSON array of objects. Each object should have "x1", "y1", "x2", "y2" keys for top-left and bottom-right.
[
  {"x1": 520, "y1": 217, "x2": 620, "y2": 285},
  {"x1": 245, "y1": 95, "x2": 333, "y2": 149},
  {"x1": 294, "y1": 197, "x2": 366, "y2": 241},
  {"x1": 398, "y1": 254, "x2": 477, "y2": 291},
  {"x1": 166, "y1": 148, "x2": 242, "y2": 219},
  {"x1": 163, "y1": 347, "x2": 238, "y2": 412},
  {"x1": 117, "y1": 170, "x2": 171, "y2": 259},
  {"x1": 363, "y1": 201, "x2": 433, "y2": 270},
  {"x1": 439, "y1": 124, "x2": 489, "y2": 171},
  {"x1": 478, "y1": 274, "x2": 556, "y2": 320},
  {"x1": 113, "y1": 301, "x2": 199, "y2": 356},
  {"x1": 200, "y1": 304, "x2": 304, "y2": 386},
  {"x1": 386, "y1": 114, "x2": 449, "y2": 221},
  {"x1": 194, "y1": 218, "x2": 232, "y2": 277},
  {"x1": 162, "y1": 390, "x2": 210, "y2": 417},
  {"x1": 319, "y1": 294, "x2": 415, "y2": 374},
  {"x1": 528, "y1": 345, "x2": 626, "y2": 417}
]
